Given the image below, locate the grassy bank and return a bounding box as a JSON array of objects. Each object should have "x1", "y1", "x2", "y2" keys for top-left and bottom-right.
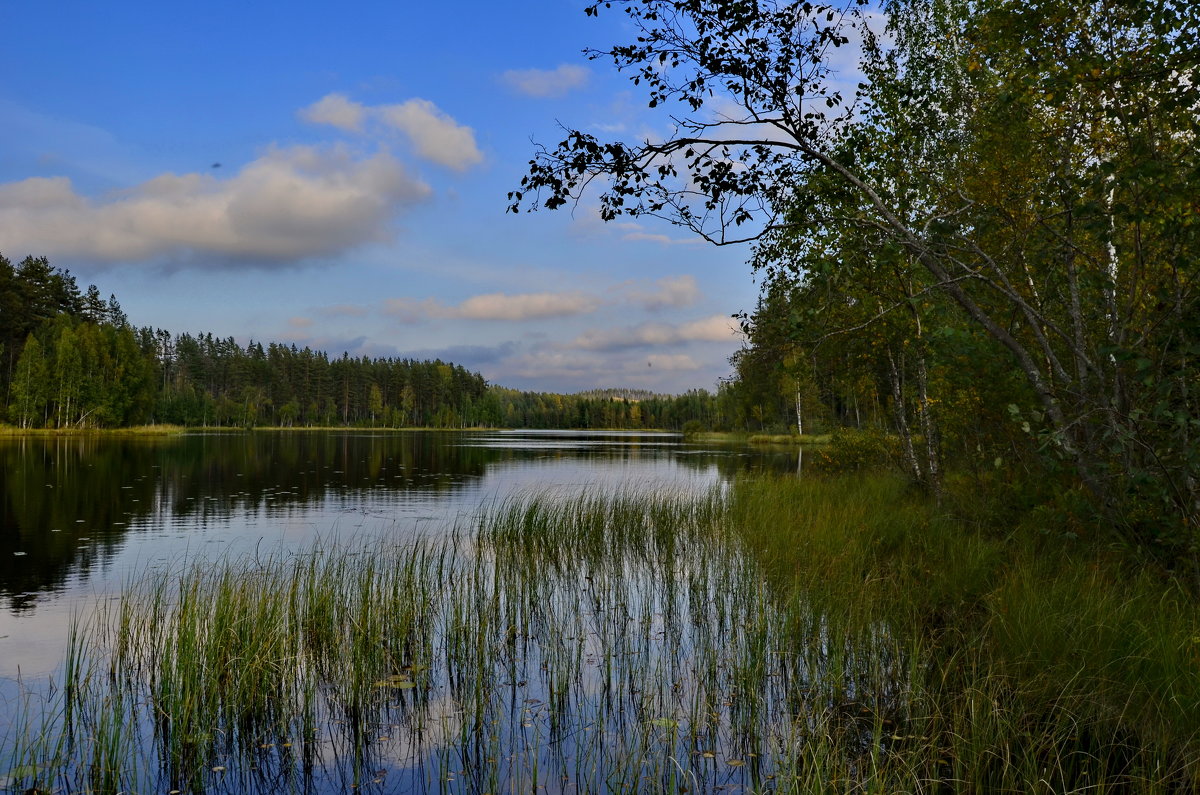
[
  {"x1": 3, "y1": 476, "x2": 1196, "y2": 792},
  {"x1": 733, "y1": 475, "x2": 1200, "y2": 790},
  {"x1": 0, "y1": 424, "x2": 191, "y2": 437},
  {"x1": 748, "y1": 433, "x2": 831, "y2": 446},
  {"x1": 688, "y1": 431, "x2": 831, "y2": 446}
]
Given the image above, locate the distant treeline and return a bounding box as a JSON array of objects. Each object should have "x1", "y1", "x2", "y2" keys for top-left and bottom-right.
[{"x1": 0, "y1": 254, "x2": 735, "y2": 430}]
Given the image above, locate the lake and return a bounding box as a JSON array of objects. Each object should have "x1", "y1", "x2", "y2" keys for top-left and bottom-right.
[
  {"x1": 0, "y1": 430, "x2": 796, "y2": 679},
  {"x1": 11, "y1": 430, "x2": 1140, "y2": 795},
  {"x1": 2, "y1": 431, "x2": 821, "y2": 794}
]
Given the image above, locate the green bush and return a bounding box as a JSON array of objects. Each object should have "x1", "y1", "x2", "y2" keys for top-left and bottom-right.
[{"x1": 818, "y1": 427, "x2": 901, "y2": 472}]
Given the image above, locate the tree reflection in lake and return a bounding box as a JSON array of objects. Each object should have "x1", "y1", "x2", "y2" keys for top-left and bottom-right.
[{"x1": 0, "y1": 431, "x2": 794, "y2": 619}]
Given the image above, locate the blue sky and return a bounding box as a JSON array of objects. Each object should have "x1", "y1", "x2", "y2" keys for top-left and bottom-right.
[{"x1": 0, "y1": 0, "x2": 760, "y2": 393}]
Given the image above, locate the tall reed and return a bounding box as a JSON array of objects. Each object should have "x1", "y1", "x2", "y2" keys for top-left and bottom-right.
[{"x1": 2, "y1": 477, "x2": 1196, "y2": 793}]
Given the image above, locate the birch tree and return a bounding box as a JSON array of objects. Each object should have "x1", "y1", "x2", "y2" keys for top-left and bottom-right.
[{"x1": 511, "y1": 0, "x2": 1200, "y2": 550}]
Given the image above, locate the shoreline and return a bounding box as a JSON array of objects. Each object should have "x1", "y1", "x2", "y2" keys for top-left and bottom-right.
[{"x1": 0, "y1": 424, "x2": 689, "y2": 437}]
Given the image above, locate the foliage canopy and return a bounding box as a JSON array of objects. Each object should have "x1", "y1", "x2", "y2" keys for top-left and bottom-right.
[{"x1": 512, "y1": 0, "x2": 1200, "y2": 554}]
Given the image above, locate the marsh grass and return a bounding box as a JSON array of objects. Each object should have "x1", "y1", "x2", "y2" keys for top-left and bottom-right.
[
  {"x1": 747, "y1": 434, "x2": 832, "y2": 446},
  {"x1": 0, "y1": 424, "x2": 189, "y2": 436},
  {"x1": 2, "y1": 476, "x2": 1197, "y2": 793}
]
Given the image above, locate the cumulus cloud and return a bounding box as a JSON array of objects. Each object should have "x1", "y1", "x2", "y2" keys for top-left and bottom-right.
[
  {"x1": 468, "y1": 346, "x2": 708, "y2": 393},
  {"x1": 501, "y1": 64, "x2": 590, "y2": 98},
  {"x1": 628, "y1": 275, "x2": 701, "y2": 310},
  {"x1": 570, "y1": 314, "x2": 740, "y2": 351},
  {"x1": 455, "y1": 292, "x2": 599, "y2": 320},
  {"x1": 621, "y1": 230, "x2": 704, "y2": 246},
  {"x1": 375, "y1": 99, "x2": 483, "y2": 171},
  {"x1": 646, "y1": 354, "x2": 700, "y2": 371},
  {"x1": 0, "y1": 144, "x2": 431, "y2": 266},
  {"x1": 300, "y1": 94, "x2": 483, "y2": 171},
  {"x1": 384, "y1": 291, "x2": 601, "y2": 322},
  {"x1": 494, "y1": 348, "x2": 613, "y2": 383},
  {"x1": 572, "y1": 324, "x2": 676, "y2": 351},
  {"x1": 298, "y1": 93, "x2": 366, "y2": 131},
  {"x1": 678, "y1": 314, "x2": 743, "y2": 342},
  {"x1": 571, "y1": 214, "x2": 703, "y2": 247}
]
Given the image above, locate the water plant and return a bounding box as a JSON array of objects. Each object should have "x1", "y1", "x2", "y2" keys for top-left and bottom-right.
[{"x1": 2, "y1": 476, "x2": 1197, "y2": 792}]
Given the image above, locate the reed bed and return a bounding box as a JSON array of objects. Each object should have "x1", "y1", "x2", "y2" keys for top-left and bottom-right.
[
  {"x1": 0, "y1": 424, "x2": 189, "y2": 436},
  {"x1": 2, "y1": 477, "x2": 1197, "y2": 793}
]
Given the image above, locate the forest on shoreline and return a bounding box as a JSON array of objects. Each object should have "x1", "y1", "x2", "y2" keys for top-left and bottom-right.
[
  {"x1": 511, "y1": 0, "x2": 1198, "y2": 560},
  {"x1": 0, "y1": 253, "x2": 738, "y2": 433},
  {"x1": 4, "y1": 0, "x2": 1198, "y2": 559}
]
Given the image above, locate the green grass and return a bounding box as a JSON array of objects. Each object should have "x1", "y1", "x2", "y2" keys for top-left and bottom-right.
[
  {"x1": 0, "y1": 423, "x2": 189, "y2": 436},
  {"x1": 732, "y1": 474, "x2": 1200, "y2": 790},
  {"x1": 3, "y1": 476, "x2": 1197, "y2": 793},
  {"x1": 747, "y1": 433, "x2": 832, "y2": 446}
]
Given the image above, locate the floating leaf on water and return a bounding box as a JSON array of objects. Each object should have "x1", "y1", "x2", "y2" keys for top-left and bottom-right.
[
  {"x1": 649, "y1": 718, "x2": 678, "y2": 728},
  {"x1": 727, "y1": 759, "x2": 745, "y2": 767},
  {"x1": 211, "y1": 766, "x2": 226, "y2": 772},
  {"x1": 702, "y1": 751, "x2": 716, "y2": 758}
]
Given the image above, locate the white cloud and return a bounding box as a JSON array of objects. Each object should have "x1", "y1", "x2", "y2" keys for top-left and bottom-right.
[
  {"x1": 375, "y1": 99, "x2": 483, "y2": 171},
  {"x1": 628, "y1": 275, "x2": 701, "y2": 309},
  {"x1": 501, "y1": 64, "x2": 590, "y2": 98},
  {"x1": 474, "y1": 346, "x2": 708, "y2": 393},
  {"x1": 571, "y1": 314, "x2": 740, "y2": 351},
  {"x1": 678, "y1": 314, "x2": 742, "y2": 342},
  {"x1": 0, "y1": 144, "x2": 431, "y2": 266},
  {"x1": 621, "y1": 230, "x2": 704, "y2": 246},
  {"x1": 571, "y1": 212, "x2": 703, "y2": 247},
  {"x1": 646, "y1": 354, "x2": 700, "y2": 371},
  {"x1": 301, "y1": 94, "x2": 483, "y2": 171},
  {"x1": 572, "y1": 324, "x2": 676, "y2": 351},
  {"x1": 405, "y1": 334, "x2": 734, "y2": 393},
  {"x1": 298, "y1": 93, "x2": 366, "y2": 132},
  {"x1": 384, "y1": 291, "x2": 601, "y2": 322},
  {"x1": 454, "y1": 291, "x2": 599, "y2": 320}
]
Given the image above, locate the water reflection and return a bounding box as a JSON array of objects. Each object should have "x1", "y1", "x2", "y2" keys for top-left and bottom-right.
[{"x1": 0, "y1": 431, "x2": 794, "y2": 619}]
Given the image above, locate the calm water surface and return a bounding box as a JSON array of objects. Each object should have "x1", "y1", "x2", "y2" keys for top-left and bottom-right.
[{"x1": 0, "y1": 430, "x2": 795, "y2": 677}]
